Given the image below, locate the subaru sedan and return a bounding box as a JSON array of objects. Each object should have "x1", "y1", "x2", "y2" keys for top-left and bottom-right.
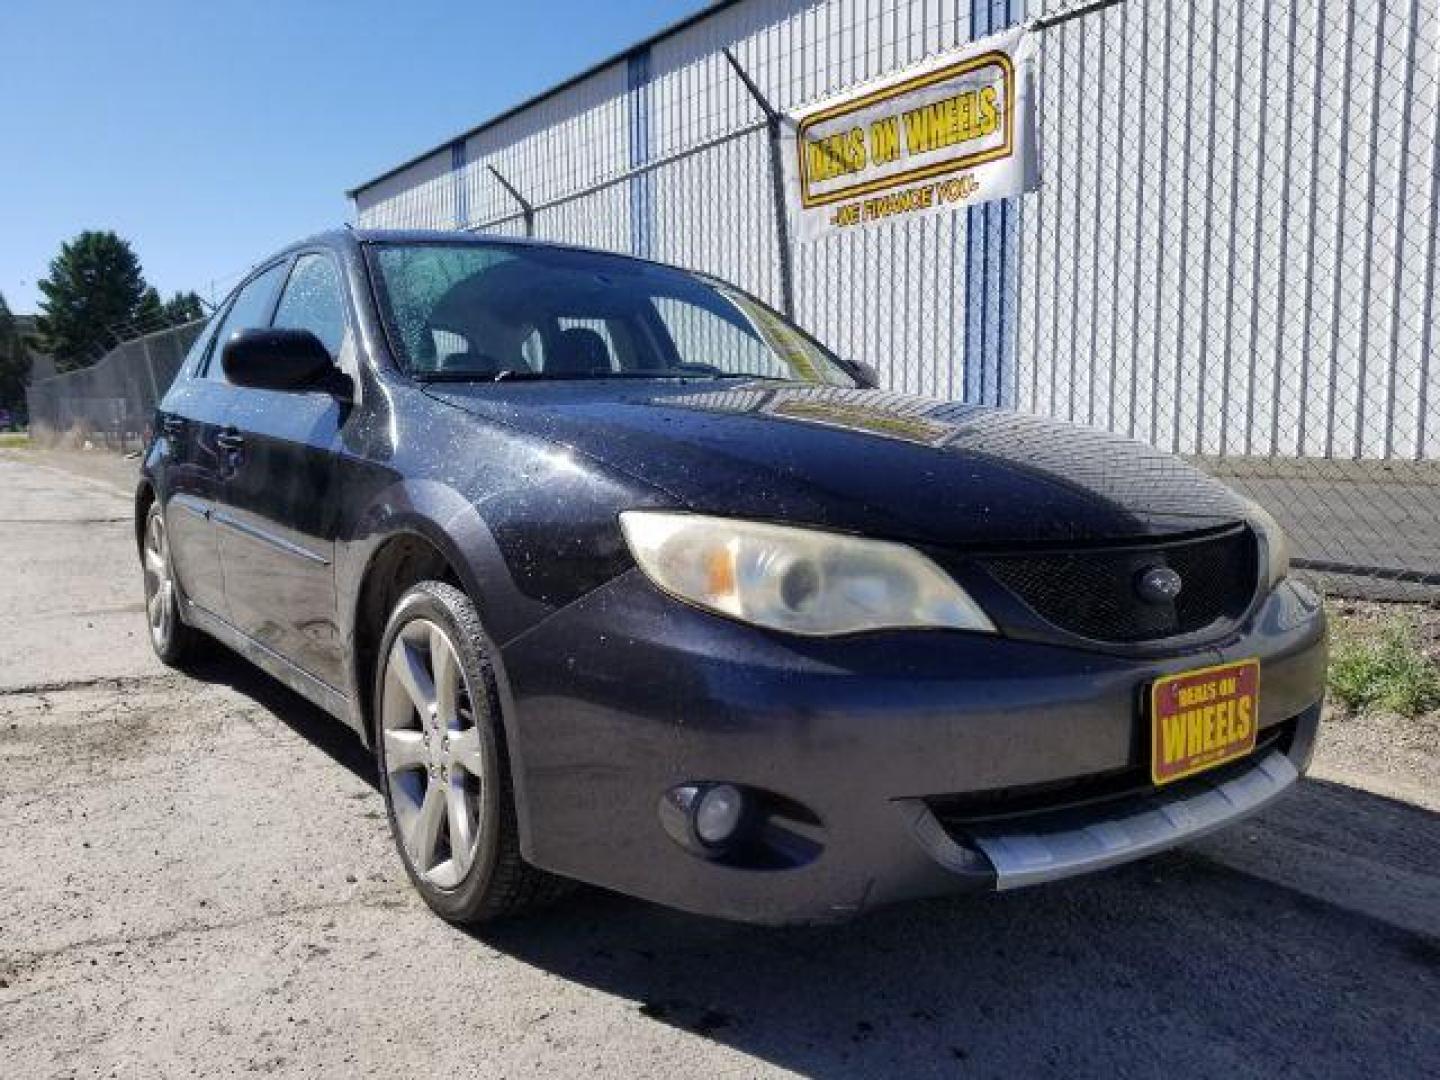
[{"x1": 137, "y1": 229, "x2": 1326, "y2": 925}]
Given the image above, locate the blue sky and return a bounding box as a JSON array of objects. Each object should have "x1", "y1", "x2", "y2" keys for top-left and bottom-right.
[{"x1": 0, "y1": 0, "x2": 710, "y2": 313}]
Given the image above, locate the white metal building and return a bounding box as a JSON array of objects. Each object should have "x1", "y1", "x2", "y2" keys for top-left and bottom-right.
[{"x1": 351, "y1": 0, "x2": 1439, "y2": 464}]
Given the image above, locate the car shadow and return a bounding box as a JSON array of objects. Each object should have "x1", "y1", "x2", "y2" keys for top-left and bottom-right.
[
  {"x1": 185, "y1": 648, "x2": 379, "y2": 790},
  {"x1": 465, "y1": 783, "x2": 1440, "y2": 1078},
  {"x1": 191, "y1": 651, "x2": 1438, "y2": 1077}
]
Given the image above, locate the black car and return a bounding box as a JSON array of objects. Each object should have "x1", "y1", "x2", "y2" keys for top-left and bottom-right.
[{"x1": 138, "y1": 229, "x2": 1327, "y2": 925}]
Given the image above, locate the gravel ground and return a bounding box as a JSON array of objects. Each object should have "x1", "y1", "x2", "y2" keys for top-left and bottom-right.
[{"x1": 1, "y1": 449, "x2": 1437, "y2": 1079}]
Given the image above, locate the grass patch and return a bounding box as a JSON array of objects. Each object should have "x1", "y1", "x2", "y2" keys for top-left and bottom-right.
[
  {"x1": 1329, "y1": 615, "x2": 1440, "y2": 718},
  {"x1": 0, "y1": 431, "x2": 29, "y2": 449}
]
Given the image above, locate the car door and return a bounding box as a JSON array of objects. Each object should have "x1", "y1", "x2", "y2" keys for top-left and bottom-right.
[
  {"x1": 160, "y1": 263, "x2": 287, "y2": 619},
  {"x1": 212, "y1": 251, "x2": 352, "y2": 690}
]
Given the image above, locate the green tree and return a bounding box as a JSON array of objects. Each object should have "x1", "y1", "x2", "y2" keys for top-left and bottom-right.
[
  {"x1": 135, "y1": 286, "x2": 165, "y2": 332},
  {"x1": 34, "y1": 231, "x2": 149, "y2": 372},
  {"x1": 0, "y1": 292, "x2": 31, "y2": 416},
  {"x1": 128, "y1": 288, "x2": 205, "y2": 337},
  {"x1": 131, "y1": 288, "x2": 205, "y2": 338},
  {"x1": 163, "y1": 290, "x2": 205, "y2": 325}
]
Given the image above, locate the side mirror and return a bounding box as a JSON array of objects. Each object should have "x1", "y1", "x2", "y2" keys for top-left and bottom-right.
[{"x1": 221, "y1": 329, "x2": 339, "y2": 392}]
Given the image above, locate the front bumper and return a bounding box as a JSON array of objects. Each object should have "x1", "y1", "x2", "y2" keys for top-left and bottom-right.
[
  {"x1": 914, "y1": 722, "x2": 1311, "y2": 890},
  {"x1": 499, "y1": 571, "x2": 1326, "y2": 925}
]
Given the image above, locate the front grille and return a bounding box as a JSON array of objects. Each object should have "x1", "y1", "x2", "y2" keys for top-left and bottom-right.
[
  {"x1": 926, "y1": 717, "x2": 1295, "y2": 829},
  {"x1": 979, "y1": 526, "x2": 1258, "y2": 644}
]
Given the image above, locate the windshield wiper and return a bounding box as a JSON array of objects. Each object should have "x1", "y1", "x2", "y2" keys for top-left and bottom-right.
[
  {"x1": 413, "y1": 369, "x2": 550, "y2": 383},
  {"x1": 411, "y1": 370, "x2": 515, "y2": 383},
  {"x1": 417, "y1": 369, "x2": 787, "y2": 384},
  {"x1": 703, "y1": 372, "x2": 792, "y2": 382},
  {"x1": 488, "y1": 370, "x2": 702, "y2": 382}
]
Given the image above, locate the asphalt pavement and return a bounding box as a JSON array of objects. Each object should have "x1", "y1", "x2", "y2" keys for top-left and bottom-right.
[{"x1": 1, "y1": 450, "x2": 1437, "y2": 1079}]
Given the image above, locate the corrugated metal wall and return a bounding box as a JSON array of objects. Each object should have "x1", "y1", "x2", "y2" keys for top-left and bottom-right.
[
  {"x1": 353, "y1": 0, "x2": 1439, "y2": 466},
  {"x1": 354, "y1": 0, "x2": 1014, "y2": 401},
  {"x1": 1020, "y1": 0, "x2": 1440, "y2": 461}
]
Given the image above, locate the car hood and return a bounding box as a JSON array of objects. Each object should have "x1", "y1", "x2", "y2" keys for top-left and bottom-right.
[{"x1": 425, "y1": 379, "x2": 1250, "y2": 547}]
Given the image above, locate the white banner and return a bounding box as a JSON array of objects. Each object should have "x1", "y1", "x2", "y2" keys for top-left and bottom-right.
[{"x1": 783, "y1": 25, "x2": 1039, "y2": 242}]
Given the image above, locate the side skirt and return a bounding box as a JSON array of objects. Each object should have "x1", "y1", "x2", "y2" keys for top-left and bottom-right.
[{"x1": 183, "y1": 600, "x2": 356, "y2": 731}]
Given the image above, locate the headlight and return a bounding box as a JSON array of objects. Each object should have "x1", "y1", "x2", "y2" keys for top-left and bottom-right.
[
  {"x1": 1244, "y1": 499, "x2": 1290, "y2": 591},
  {"x1": 619, "y1": 511, "x2": 995, "y2": 636}
]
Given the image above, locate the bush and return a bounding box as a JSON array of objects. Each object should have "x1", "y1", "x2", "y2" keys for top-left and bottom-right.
[{"x1": 1329, "y1": 617, "x2": 1440, "y2": 718}]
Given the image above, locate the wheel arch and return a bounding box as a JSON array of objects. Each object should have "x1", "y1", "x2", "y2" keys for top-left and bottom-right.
[
  {"x1": 349, "y1": 526, "x2": 465, "y2": 751},
  {"x1": 347, "y1": 516, "x2": 550, "y2": 860},
  {"x1": 134, "y1": 479, "x2": 157, "y2": 553},
  {"x1": 340, "y1": 479, "x2": 585, "y2": 864}
]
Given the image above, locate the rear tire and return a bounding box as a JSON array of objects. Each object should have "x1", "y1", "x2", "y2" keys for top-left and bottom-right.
[
  {"x1": 141, "y1": 502, "x2": 204, "y2": 667},
  {"x1": 374, "y1": 580, "x2": 568, "y2": 923}
]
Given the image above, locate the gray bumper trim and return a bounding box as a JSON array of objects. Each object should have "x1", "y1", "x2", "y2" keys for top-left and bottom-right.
[{"x1": 965, "y1": 750, "x2": 1300, "y2": 889}]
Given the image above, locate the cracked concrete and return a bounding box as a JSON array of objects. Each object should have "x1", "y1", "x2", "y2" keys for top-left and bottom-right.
[{"x1": 1, "y1": 448, "x2": 1437, "y2": 1079}]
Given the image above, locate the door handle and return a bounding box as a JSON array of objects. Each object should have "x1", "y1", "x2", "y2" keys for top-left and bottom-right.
[{"x1": 216, "y1": 429, "x2": 245, "y2": 451}]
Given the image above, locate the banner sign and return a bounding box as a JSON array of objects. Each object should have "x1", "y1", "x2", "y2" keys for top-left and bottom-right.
[{"x1": 784, "y1": 26, "x2": 1038, "y2": 242}]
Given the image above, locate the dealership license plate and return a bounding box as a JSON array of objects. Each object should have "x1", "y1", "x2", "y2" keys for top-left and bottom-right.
[{"x1": 1150, "y1": 659, "x2": 1260, "y2": 786}]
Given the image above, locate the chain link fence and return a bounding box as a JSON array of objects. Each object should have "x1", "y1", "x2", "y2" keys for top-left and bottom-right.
[
  {"x1": 24, "y1": 321, "x2": 202, "y2": 452},
  {"x1": 28, "y1": 1, "x2": 1435, "y2": 599},
  {"x1": 1019, "y1": 0, "x2": 1439, "y2": 599},
  {"x1": 352, "y1": 0, "x2": 1439, "y2": 601}
]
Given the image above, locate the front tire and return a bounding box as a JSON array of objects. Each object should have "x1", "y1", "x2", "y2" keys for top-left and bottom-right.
[{"x1": 374, "y1": 581, "x2": 567, "y2": 923}]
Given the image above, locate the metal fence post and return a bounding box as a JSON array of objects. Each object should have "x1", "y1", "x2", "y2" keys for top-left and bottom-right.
[
  {"x1": 487, "y1": 165, "x2": 535, "y2": 237},
  {"x1": 723, "y1": 48, "x2": 796, "y2": 318},
  {"x1": 141, "y1": 335, "x2": 160, "y2": 406}
]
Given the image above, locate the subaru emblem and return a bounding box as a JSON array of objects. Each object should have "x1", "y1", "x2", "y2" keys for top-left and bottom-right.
[{"x1": 1136, "y1": 565, "x2": 1183, "y2": 604}]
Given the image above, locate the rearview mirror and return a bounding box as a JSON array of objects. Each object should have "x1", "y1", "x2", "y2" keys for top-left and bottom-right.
[{"x1": 221, "y1": 329, "x2": 339, "y2": 392}]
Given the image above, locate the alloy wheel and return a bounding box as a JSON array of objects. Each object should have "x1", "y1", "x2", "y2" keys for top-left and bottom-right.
[
  {"x1": 142, "y1": 511, "x2": 175, "y2": 652},
  {"x1": 380, "y1": 619, "x2": 486, "y2": 888}
]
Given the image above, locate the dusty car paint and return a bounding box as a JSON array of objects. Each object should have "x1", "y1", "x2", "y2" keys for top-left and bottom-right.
[{"x1": 140, "y1": 229, "x2": 1326, "y2": 924}]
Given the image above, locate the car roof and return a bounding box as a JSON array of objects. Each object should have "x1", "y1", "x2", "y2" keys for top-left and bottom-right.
[
  {"x1": 285, "y1": 227, "x2": 621, "y2": 255},
  {"x1": 254, "y1": 228, "x2": 712, "y2": 289},
  {"x1": 216, "y1": 229, "x2": 678, "y2": 303}
]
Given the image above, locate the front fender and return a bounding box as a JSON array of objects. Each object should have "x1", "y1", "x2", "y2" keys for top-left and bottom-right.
[
  {"x1": 336, "y1": 467, "x2": 668, "y2": 860},
  {"x1": 340, "y1": 477, "x2": 552, "y2": 650}
]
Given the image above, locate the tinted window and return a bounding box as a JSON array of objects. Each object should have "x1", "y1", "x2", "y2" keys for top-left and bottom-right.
[
  {"x1": 368, "y1": 242, "x2": 855, "y2": 386},
  {"x1": 516, "y1": 317, "x2": 628, "y2": 374},
  {"x1": 370, "y1": 245, "x2": 514, "y2": 372},
  {"x1": 204, "y1": 262, "x2": 286, "y2": 380},
  {"x1": 182, "y1": 312, "x2": 222, "y2": 377},
  {"x1": 653, "y1": 298, "x2": 786, "y2": 379},
  {"x1": 273, "y1": 254, "x2": 347, "y2": 356}
]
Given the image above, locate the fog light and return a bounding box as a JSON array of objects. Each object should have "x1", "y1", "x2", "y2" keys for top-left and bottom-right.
[{"x1": 693, "y1": 783, "x2": 745, "y2": 845}]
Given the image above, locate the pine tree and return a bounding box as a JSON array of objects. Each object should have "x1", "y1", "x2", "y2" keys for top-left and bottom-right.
[
  {"x1": 34, "y1": 231, "x2": 149, "y2": 372},
  {"x1": 0, "y1": 292, "x2": 30, "y2": 416},
  {"x1": 163, "y1": 291, "x2": 205, "y2": 325}
]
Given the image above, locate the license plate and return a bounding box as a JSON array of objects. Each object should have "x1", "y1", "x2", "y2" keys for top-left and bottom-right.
[{"x1": 1150, "y1": 659, "x2": 1260, "y2": 786}]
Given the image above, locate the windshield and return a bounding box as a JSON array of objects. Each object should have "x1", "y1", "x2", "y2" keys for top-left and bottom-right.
[{"x1": 367, "y1": 241, "x2": 858, "y2": 386}]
